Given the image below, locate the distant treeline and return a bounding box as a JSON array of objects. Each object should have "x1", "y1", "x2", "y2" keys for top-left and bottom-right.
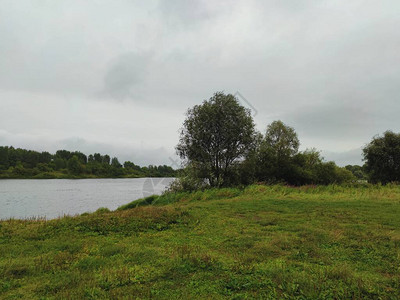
[{"x1": 0, "y1": 146, "x2": 177, "y2": 179}]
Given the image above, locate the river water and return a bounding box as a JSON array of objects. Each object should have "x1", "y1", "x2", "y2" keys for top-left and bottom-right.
[{"x1": 0, "y1": 178, "x2": 174, "y2": 220}]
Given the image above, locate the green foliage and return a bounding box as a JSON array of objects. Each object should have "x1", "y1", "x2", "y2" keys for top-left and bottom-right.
[
  {"x1": 314, "y1": 161, "x2": 355, "y2": 185},
  {"x1": 93, "y1": 153, "x2": 102, "y2": 163},
  {"x1": 174, "y1": 108, "x2": 355, "y2": 189},
  {"x1": 249, "y1": 123, "x2": 355, "y2": 186},
  {"x1": 363, "y1": 131, "x2": 400, "y2": 184},
  {"x1": 264, "y1": 120, "x2": 300, "y2": 158},
  {"x1": 111, "y1": 157, "x2": 122, "y2": 168},
  {"x1": 0, "y1": 146, "x2": 9, "y2": 170},
  {"x1": 123, "y1": 161, "x2": 141, "y2": 171},
  {"x1": 177, "y1": 92, "x2": 256, "y2": 187},
  {"x1": 53, "y1": 157, "x2": 66, "y2": 170},
  {"x1": 256, "y1": 120, "x2": 299, "y2": 183},
  {"x1": 167, "y1": 163, "x2": 209, "y2": 192},
  {"x1": 1, "y1": 185, "x2": 400, "y2": 298},
  {"x1": 67, "y1": 155, "x2": 83, "y2": 175},
  {"x1": 13, "y1": 162, "x2": 28, "y2": 176},
  {"x1": 103, "y1": 155, "x2": 111, "y2": 165},
  {"x1": 345, "y1": 164, "x2": 367, "y2": 180},
  {"x1": 0, "y1": 146, "x2": 178, "y2": 179}
]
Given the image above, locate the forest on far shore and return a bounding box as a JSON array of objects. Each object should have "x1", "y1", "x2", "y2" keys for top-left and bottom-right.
[{"x1": 0, "y1": 146, "x2": 177, "y2": 179}]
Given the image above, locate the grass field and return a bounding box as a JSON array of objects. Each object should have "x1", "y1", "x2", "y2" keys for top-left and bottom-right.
[{"x1": 1, "y1": 184, "x2": 400, "y2": 299}]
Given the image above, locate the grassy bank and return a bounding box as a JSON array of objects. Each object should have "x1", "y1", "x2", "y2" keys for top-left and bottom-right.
[{"x1": 1, "y1": 185, "x2": 400, "y2": 299}]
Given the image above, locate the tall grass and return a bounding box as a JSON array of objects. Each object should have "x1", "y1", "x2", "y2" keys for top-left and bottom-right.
[{"x1": 1, "y1": 184, "x2": 400, "y2": 299}]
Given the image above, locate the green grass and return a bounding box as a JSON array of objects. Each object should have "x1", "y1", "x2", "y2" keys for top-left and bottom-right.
[{"x1": 1, "y1": 184, "x2": 400, "y2": 299}]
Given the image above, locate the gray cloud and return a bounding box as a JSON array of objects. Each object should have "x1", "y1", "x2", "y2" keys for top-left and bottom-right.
[
  {"x1": 102, "y1": 52, "x2": 153, "y2": 100},
  {"x1": 58, "y1": 137, "x2": 175, "y2": 167},
  {"x1": 286, "y1": 102, "x2": 375, "y2": 140},
  {"x1": 1, "y1": 0, "x2": 400, "y2": 166},
  {"x1": 322, "y1": 148, "x2": 363, "y2": 167},
  {"x1": 157, "y1": 0, "x2": 213, "y2": 28},
  {"x1": 0, "y1": 129, "x2": 176, "y2": 167}
]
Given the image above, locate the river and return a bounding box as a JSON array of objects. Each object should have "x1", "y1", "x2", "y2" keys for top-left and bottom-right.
[{"x1": 0, "y1": 178, "x2": 174, "y2": 220}]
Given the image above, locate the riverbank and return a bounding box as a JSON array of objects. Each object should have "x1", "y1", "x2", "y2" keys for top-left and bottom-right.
[
  {"x1": 0, "y1": 171, "x2": 175, "y2": 180},
  {"x1": 0, "y1": 172, "x2": 137, "y2": 179},
  {"x1": 0, "y1": 146, "x2": 178, "y2": 180},
  {"x1": 0, "y1": 172, "x2": 147, "y2": 179},
  {"x1": 1, "y1": 184, "x2": 399, "y2": 298}
]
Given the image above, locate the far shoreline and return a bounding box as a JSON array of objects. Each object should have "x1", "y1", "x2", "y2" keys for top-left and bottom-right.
[{"x1": 0, "y1": 175, "x2": 177, "y2": 180}]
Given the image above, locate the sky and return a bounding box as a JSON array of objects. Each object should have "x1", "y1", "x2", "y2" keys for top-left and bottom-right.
[{"x1": 1, "y1": 0, "x2": 399, "y2": 167}]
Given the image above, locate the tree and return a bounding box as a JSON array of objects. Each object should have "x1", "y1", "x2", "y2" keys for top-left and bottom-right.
[
  {"x1": 13, "y1": 161, "x2": 27, "y2": 176},
  {"x1": 176, "y1": 92, "x2": 256, "y2": 187},
  {"x1": 23, "y1": 150, "x2": 40, "y2": 168},
  {"x1": 67, "y1": 155, "x2": 83, "y2": 175},
  {"x1": 111, "y1": 157, "x2": 122, "y2": 168},
  {"x1": 39, "y1": 151, "x2": 52, "y2": 164},
  {"x1": 288, "y1": 148, "x2": 323, "y2": 185},
  {"x1": 124, "y1": 161, "x2": 141, "y2": 171},
  {"x1": 93, "y1": 153, "x2": 102, "y2": 163},
  {"x1": 345, "y1": 165, "x2": 367, "y2": 180},
  {"x1": 103, "y1": 155, "x2": 110, "y2": 165},
  {"x1": 256, "y1": 120, "x2": 300, "y2": 182},
  {"x1": 53, "y1": 157, "x2": 66, "y2": 170},
  {"x1": 363, "y1": 131, "x2": 400, "y2": 184},
  {"x1": 72, "y1": 151, "x2": 87, "y2": 164},
  {"x1": 56, "y1": 150, "x2": 72, "y2": 161},
  {"x1": 110, "y1": 157, "x2": 123, "y2": 176},
  {"x1": 264, "y1": 120, "x2": 299, "y2": 159},
  {"x1": 0, "y1": 146, "x2": 9, "y2": 170}
]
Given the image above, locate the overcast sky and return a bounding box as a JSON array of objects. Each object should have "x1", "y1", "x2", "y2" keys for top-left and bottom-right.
[{"x1": 1, "y1": 0, "x2": 399, "y2": 167}]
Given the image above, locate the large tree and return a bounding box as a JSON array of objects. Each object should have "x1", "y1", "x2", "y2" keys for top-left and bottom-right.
[
  {"x1": 256, "y1": 120, "x2": 300, "y2": 182},
  {"x1": 363, "y1": 131, "x2": 400, "y2": 184},
  {"x1": 176, "y1": 92, "x2": 256, "y2": 187},
  {"x1": 264, "y1": 120, "x2": 299, "y2": 159}
]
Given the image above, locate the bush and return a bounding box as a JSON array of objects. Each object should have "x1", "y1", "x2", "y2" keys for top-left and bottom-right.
[
  {"x1": 363, "y1": 131, "x2": 400, "y2": 183},
  {"x1": 166, "y1": 165, "x2": 209, "y2": 192}
]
